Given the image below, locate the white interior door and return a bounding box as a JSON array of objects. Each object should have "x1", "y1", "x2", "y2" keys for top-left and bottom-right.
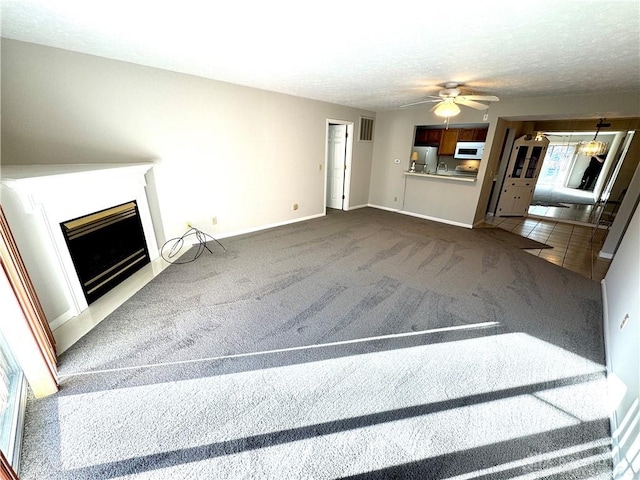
[{"x1": 326, "y1": 124, "x2": 347, "y2": 209}]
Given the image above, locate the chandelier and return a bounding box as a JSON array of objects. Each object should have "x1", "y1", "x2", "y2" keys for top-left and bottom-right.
[{"x1": 577, "y1": 119, "x2": 610, "y2": 156}]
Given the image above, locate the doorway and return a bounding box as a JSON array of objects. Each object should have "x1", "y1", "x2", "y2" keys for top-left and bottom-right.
[{"x1": 325, "y1": 120, "x2": 353, "y2": 211}]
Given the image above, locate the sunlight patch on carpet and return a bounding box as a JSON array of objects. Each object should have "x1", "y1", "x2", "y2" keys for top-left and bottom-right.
[{"x1": 57, "y1": 333, "x2": 608, "y2": 476}]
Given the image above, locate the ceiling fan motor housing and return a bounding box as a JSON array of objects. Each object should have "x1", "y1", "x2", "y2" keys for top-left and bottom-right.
[{"x1": 440, "y1": 88, "x2": 461, "y2": 98}]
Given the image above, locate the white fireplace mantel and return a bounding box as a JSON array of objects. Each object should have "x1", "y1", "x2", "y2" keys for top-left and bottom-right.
[{"x1": 1, "y1": 163, "x2": 160, "y2": 329}]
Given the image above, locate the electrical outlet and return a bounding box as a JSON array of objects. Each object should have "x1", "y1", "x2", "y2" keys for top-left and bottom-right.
[
  {"x1": 211, "y1": 216, "x2": 217, "y2": 225},
  {"x1": 292, "y1": 203, "x2": 299, "y2": 211},
  {"x1": 394, "y1": 196, "x2": 398, "y2": 202}
]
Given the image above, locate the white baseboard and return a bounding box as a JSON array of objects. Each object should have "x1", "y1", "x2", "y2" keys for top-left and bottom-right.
[
  {"x1": 344, "y1": 204, "x2": 368, "y2": 211},
  {"x1": 367, "y1": 204, "x2": 473, "y2": 229},
  {"x1": 215, "y1": 213, "x2": 326, "y2": 240},
  {"x1": 367, "y1": 203, "x2": 400, "y2": 213},
  {"x1": 173, "y1": 213, "x2": 327, "y2": 245},
  {"x1": 49, "y1": 308, "x2": 77, "y2": 331}
]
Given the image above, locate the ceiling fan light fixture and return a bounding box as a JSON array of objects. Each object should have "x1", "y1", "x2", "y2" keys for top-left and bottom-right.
[{"x1": 433, "y1": 100, "x2": 460, "y2": 118}]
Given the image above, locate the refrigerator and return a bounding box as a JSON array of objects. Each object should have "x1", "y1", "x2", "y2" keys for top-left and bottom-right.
[{"x1": 416, "y1": 147, "x2": 439, "y2": 174}]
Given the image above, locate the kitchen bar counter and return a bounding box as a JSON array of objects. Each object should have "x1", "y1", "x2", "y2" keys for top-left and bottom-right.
[{"x1": 404, "y1": 171, "x2": 477, "y2": 183}]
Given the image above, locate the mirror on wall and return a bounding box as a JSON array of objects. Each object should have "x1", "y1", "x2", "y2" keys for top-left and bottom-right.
[
  {"x1": 528, "y1": 131, "x2": 635, "y2": 225},
  {"x1": 486, "y1": 119, "x2": 638, "y2": 228}
]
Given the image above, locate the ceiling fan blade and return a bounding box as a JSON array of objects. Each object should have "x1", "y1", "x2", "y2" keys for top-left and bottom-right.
[
  {"x1": 459, "y1": 95, "x2": 500, "y2": 102},
  {"x1": 455, "y1": 98, "x2": 489, "y2": 110},
  {"x1": 400, "y1": 98, "x2": 441, "y2": 107}
]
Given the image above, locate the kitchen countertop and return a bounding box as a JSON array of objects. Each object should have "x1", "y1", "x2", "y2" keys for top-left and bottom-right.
[{"x1": 404, "y1": 171, "x2": 477, "y2": 182}]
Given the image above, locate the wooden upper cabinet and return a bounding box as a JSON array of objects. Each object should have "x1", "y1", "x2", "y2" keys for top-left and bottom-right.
[
  {"x1": 457, "y1": 129, "x2": 475, "y2": 141},
  {"x1": 438, "y1": 129, "x2": 459, "y2": 155},
  {"x1": 458, "y1": 128, "x2": 488, "y2": 142},
  {"x1": 415, "y1": 127, "x2": 442, "y2": 146},
  {"x1": 473, "y1": 128, "x2": 488, "y2": 141},
  {"x1": 414, "y1": 126, "x2": 487, "y2": 150}
]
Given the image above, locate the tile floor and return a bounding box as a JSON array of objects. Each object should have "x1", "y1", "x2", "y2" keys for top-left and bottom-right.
[
  {"x1": 528, "y1": 203, "x2": 603, "y2": 224},
  {"x1": 484, "y1": 215, "x2": 611, "y2": 282}
]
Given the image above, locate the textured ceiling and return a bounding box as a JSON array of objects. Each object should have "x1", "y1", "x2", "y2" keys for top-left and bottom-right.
[{"x1": 1, "y1": 0, "x2": 639, "y2": 111}]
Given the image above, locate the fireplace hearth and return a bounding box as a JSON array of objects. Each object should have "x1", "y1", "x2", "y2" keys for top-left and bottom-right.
[{"x1": 61, "y1": 201, "x2": 150, "y2": 304}]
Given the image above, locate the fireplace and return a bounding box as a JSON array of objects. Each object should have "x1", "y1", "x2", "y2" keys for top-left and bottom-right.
[
  {"x1": 0, "y1": 163, "x2": 160, "y2": 329},
  {"x1": 61, "y1": 201, "x2": 151, "y2": 304}
]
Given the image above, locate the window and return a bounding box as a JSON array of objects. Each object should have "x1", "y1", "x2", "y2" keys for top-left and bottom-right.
[{"x1": 537, "y1": 144, "x2": 577, "y2": 186}]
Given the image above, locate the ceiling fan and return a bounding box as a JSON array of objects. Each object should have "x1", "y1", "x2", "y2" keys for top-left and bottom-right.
[{"x1": 401, "y1": 82, "x2": 499, "y2": 117}]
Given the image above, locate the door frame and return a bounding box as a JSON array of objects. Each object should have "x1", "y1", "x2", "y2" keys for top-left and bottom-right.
[
  {"x1": 0, "y1": 206, "x2": 58, "y2": 397},
  {"x1": 324, "y1": 119, "x2": 354, "y2": 211}
]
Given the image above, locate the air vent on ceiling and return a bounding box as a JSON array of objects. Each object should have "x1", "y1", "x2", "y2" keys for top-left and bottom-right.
[{"x1": 359, "y1": 117, "x2": 374, "y2": 142}]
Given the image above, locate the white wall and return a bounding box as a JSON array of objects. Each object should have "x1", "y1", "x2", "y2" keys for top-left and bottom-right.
[
  {"x1": 602, "y1": 204, "x2": 640, "y2": 478},
  {"x1": 369, "y1": 108, "x2": 493, "y2": 227},
  {"x1": 1, "y1": 39, "x2": 374, "y2": 244},
  {"x1": 369, "y1": 93, "x2": 640, "y2": 227},
  {"x1": 601, "y1": 150, "x2": 640, "y2": 258}
]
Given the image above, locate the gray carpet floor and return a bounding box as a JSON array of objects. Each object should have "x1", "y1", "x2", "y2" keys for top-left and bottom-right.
[{"x1": 21, "y1": 208, "x2": 612, "y2": 479}]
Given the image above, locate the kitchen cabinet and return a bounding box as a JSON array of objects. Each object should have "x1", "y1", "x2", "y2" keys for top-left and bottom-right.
[
  {"x1": 414, "y1": 127, "x2": 442, "y2": 146},
  {"x1": 458, "y1": 128, "x2": 487, "y2": 142},
  {"x1": 475, "y1": 129, "x2": 488, "y2": 141},
  {"x1": 457, "y1": 129, "x2": 475, "y2": 141},
  {"x1": 438, "y1": 129, "x2": 459, "y2": 155},
  {"x1": 415, "y1": 126, "x2": 487, "y2": 148}
]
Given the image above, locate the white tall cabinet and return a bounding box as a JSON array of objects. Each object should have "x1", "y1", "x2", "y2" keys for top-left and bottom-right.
[{"x1": 497, "y1": 135, "x2": 549, "y2": 217}]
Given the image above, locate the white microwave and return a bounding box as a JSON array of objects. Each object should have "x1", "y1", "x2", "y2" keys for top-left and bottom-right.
[{"x1": 454, "y1": 142, "x2": 485, "y2": 159}]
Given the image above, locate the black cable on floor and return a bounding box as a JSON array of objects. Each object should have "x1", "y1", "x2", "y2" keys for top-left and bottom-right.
[{"x1": 160, "y1": 227, "x2": 225, "y2": 264}]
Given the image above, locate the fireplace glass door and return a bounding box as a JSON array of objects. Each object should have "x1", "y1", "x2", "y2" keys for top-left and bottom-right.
[{"x1": 61, "y1": 201, "x2": 150, "y2": 304}]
